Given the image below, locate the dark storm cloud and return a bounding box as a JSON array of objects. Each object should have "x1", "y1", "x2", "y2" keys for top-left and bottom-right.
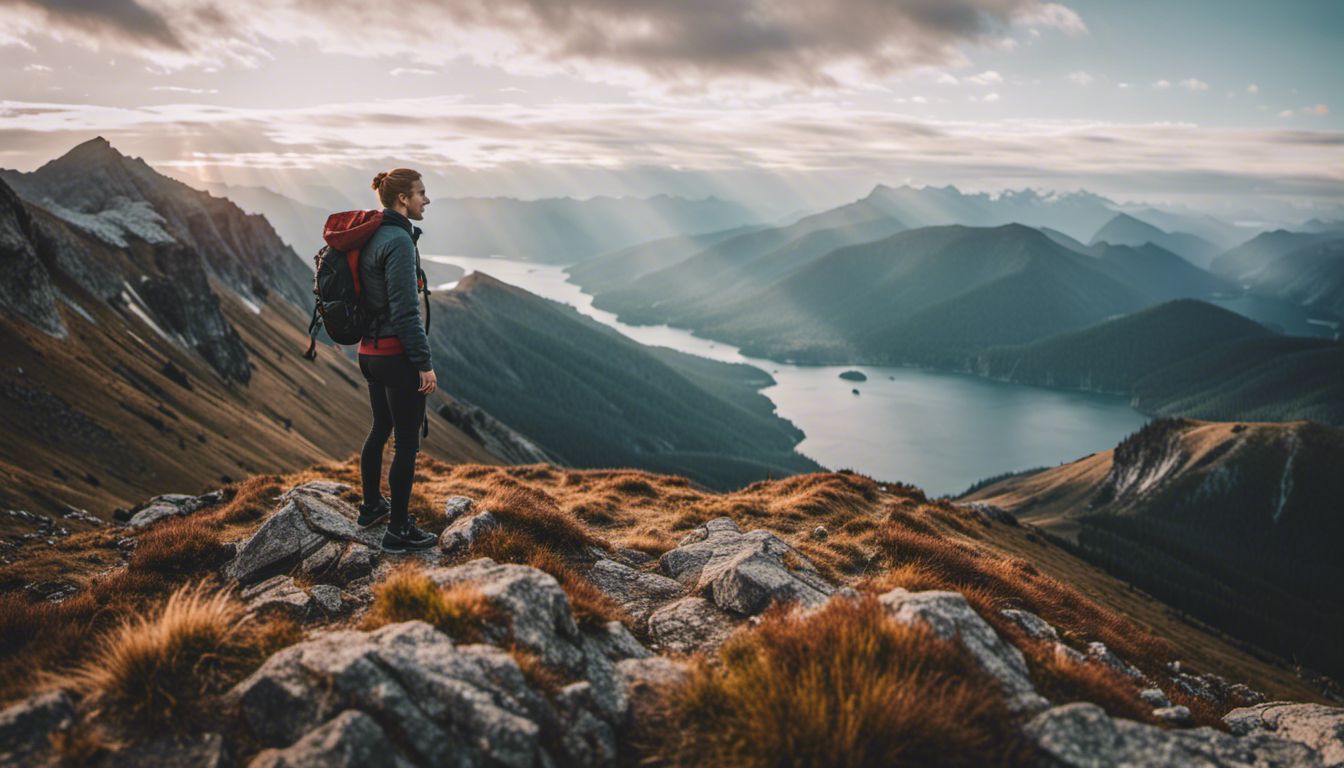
[{"x1": 3, "y1": 0, "x2": 184, "y2": 49}]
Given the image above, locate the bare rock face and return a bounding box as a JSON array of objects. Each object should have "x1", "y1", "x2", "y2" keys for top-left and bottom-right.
[
  {"x1": 658, "y1": 516, "x2": 833, "y2": 616},
  {"x1": 647, "y1": 596, "x2": 742, "y2": 655},
  {"x1": 0, "y1": 690, "x2": 75, "y2": 766},
  {"x1": 1225, "y1": 703, "x2": 1344, "y2": 767},
  {"x1": 879, "y1": 588, "x2": 1049, "y2": 714},
  {"x1": 227, "y1": 482, "x2": 386, "y2": 587},
  {"x1": 228, "y1": 621, "x2": 560, "y2": 767},
  {"x1": 248, "y1": 709, "x2": 413, "y2": 768},
  {"x1": 1001, "y1": 607, "x2": 1060, "y2": 642},
  {"x1": 423, "y1": 559, "x2": 646, "y2": 726},
  {"x1": 125, "y1": 489, "x2": 229, "y2": 527},
  {"x1": 229, "y1": 559, "x2": 653, "y2": 767},
  {"x1": 587, "y1": 558, "x2": 685, "y2": 625},
  {"x1": 1026, "y1": 702, "x2": 1325, "y2": 768}
]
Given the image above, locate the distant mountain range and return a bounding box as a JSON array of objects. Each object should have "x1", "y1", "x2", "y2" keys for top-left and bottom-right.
[
  {"x1": 962, "y1": 416, "x2": 1344, "y2": 680},
  {"x1": 589, "y1": 221, "x2": 1232, "y2": 367},
  {"x1": 1089, "y1": 213, "x2": 1223, "y2": 269},
  {"x1": 206, "y1": 180, "x2": 763, "y2": 264},
  {"x1": 1211, "y1": 229, "x2": 1344, "y2": 319},
  {"x1": 974, "y1": 300, "x2": 1344, "y2": 426}
]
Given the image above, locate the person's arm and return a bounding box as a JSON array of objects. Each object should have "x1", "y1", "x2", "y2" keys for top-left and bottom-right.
[{"x1": 383, "y1": 235, "x2": 434, "y2": 372}]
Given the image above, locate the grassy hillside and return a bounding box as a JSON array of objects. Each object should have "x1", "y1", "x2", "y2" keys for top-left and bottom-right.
[{"x1": 973, "y1": 300, "x2": 1273, "y2": 393}]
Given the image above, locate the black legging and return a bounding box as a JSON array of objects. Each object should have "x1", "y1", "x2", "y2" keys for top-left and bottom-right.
[{"x1": 358, "y1": 353, "x2": 426, "y2": 528}]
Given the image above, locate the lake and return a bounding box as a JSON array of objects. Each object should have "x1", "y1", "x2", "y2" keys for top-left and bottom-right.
[{"x1": 424, "y1": 255, "x2": 1149, "y2": 497}]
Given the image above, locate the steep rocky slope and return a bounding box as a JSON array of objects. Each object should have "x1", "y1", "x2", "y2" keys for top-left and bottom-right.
[{"x1": 963, "y1": 417, "x2": 1344, "y2": 685}]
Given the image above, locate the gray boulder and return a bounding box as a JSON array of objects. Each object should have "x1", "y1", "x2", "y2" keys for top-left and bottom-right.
[
  {"x1": 1001, "y1": 607, "x2": 1060, "y2": 642},
  {"x1": 228, "y1": 621, "x2": 557, "y2": 766},
  {"x1": 438, "y1": 511, "x2": 499, "y2": 554},
  {"x1": 879, "y1": 588, "x2": 1048, "y2": 714},
  {"x1": 423, "y1": 559, "x2": 639, "y2": 723},
  {"x1": 127, "y1": 489, "x2": 229, "y2": 527},
  {"x1": 241, "y1": 575, "x2": 313, "y2": 619},
  {"x1": 0, "y1": 690, "x2": 74, "y2": 766},
  {"x1": 1153, "y1": 705, "x2": 1194, "y2": 727},
  {"x1": 248, "y1": 709, "x2": 414, "y2": 768},
  {"x1": 1087, "y1": 641, "x2": 1150, "y2": 684},
  {"x1": 658, "y1": 517, "x2": 833, "y2": 615},
  {"x1": 128, "y1": 501, "x2": 184, "y2": 528},
  {"x1": 647, "y1": 596, "x2": 742, "y2": 655},
  {"x1": 1225, "y1": 702, "x2": 1344, "y2": 767},
  {"x1": 442, "y1": 496, "x2": 475, "y2": 526},
  {"x1": 227, "y1": 483, "x2": 383, "y2": 586},
  {"x1": 1139, "y1": 688, "x2": 1172, "y2": 708},
  {"x1": 587, "y1": 558, "x2": 685, "y2": 624},
  {"x1": 1026, "y1": 702, "x2": 1323, "y2": 767}
]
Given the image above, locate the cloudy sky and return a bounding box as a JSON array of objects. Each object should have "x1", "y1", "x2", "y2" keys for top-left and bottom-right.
[{"x1": 1, "y1": 0, "x2": 1341, "y2": 219}]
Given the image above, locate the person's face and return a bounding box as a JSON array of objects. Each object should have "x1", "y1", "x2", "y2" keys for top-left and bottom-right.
[{"x1": 401, "y1": 179, "x2": 430, "y2": 220}]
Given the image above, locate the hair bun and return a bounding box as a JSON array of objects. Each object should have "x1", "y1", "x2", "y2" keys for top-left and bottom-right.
[{"x1": 371, "y1": 172, "x2": 388, "y2": 190}]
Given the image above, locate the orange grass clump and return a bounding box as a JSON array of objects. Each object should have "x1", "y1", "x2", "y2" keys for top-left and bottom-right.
[{"x1": 647, "y1": 595, "x2": 1027, "y2": 767}]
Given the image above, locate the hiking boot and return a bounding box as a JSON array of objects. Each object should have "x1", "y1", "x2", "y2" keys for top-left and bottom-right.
[
  {"x1": 381, "y1": 515, "x2": 436, "y2": 554},
  {"x1": 357, "y1": 496, "x2": 391, "y2": 528}
]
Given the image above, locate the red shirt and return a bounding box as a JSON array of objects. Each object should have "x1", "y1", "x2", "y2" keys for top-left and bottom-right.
[{"x1": 358, "y1": 336, "x2": 405, "y2": 355}]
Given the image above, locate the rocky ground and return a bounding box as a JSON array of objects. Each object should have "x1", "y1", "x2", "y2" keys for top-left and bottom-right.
[{"x1": 2, "y1": 472, "x2": 1342, "y2": 766}]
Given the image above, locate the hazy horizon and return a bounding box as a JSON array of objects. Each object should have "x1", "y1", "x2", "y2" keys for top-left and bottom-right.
[{"x1": 2, "y1": 0, "x2": 1342, "y2": 223}]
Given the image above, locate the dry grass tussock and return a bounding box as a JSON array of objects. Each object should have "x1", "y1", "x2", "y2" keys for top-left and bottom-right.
[
  {"x1": 361, "y1": 564, "x2": 502, "y2": 642},
  {"x1": 643, "y1": 595, "x2": 1027, "y2": 767},
  {"x1": 46, "y1": 581, "x2": 299, "y2": 732}
]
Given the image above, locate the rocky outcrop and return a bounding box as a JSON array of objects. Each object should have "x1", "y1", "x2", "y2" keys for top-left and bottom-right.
[
  {"x1": 248, "y1": 709, "x2": 412, "y2": 768},
  {"x1": 0, "y1": 178, "x2": 66, "y2": 337},
  {"x1": 880, "y1": 588, "x2": 1049, "y2": 714},
  {"x1": 123, "y1": 489, "x2": 229, "y2": 527},
  {"x1": 438, "y1": 511, "x2": 499, "y2": 554},
  {"x1": 229, "y1": 558, "x2": 653, "y2": 767},
  {"x1": 226, "y1": 481, "x2": 401, "y2": 586},
  {"x1": 587, "y1": 558, "x2": 684, "y2": 624},
  {"x1": 0, "y1": 690, "x2": 75, "y2": 766},
  {"x1": 1026, "y1": 702, "x2": 1326, "y2": 767},
  {"x1": 241, "y1": 575, "x2": 345, "y2": 621},
  {"x1": 647, "y1": 596, "x2": 742, "y2": 654},
  {"x1": 659, "y1": 517, "x2": 833, "y2": 615},
  {"x1": 1225, "y1": 703, "x2": 1344, "y2": 767}
]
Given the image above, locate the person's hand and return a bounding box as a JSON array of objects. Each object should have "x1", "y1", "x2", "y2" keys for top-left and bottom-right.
[{"x1": 418, "y1": 369, "x2": 437, "y2": 395}]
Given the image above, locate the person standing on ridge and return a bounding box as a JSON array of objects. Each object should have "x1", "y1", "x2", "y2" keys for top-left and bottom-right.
[{"x1": 353, "y1": 168, "x2": 438, "y2": 553}]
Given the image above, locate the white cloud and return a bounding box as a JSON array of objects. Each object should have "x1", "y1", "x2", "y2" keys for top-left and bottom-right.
[
  {"x1": 150, "y1": 85, "x2": 219, "y2": 94},
  {"x1": 390, "y1": 67, "x2": 436, "y2": 77},
  {"x1": 23, "y1": 63, "x2": 52, "y2": 72},
  {"x1": 1117, "y1": 82, "x2": 1131, "y2": 90},
  {"x1": 0, "y1": 0, "x2": 1091, "y2": 93},
  {"x1": 1302, "y1": 104, "x2": 1330, "y2": 116},
  {"x1": 1280, "y1": 109, "x2": 1295, "y2": 118},
  {"x1": 1152, "y1": 80, "x2": 1171, "y2": 90},
  {"x1": 1067, "y1": 71, "x2": 1094, "y2": 86},
  {"x1": 3, "y1": 96, "x2": 1336, "y2": 207},
  {"x1": 936, "y1": 73, "x2": 960, "y2": 85},
  {"x1": 967, "y1": 70, "x2": 1004, "y2": 86},
  {"x1": 983, "y1": 92, "x2": 1001, "y2": 102},
  {"x1": 1180, "y1": 78, "x2": 1209, "y2": 91},
  {"x1": 1246, "y1": 83, "x2": 1259, "y2": 95}
]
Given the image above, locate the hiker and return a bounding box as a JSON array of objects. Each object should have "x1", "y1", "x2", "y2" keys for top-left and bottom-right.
[{"x1": 349, "y1": 168, "x2": 439, "y2": 553}]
